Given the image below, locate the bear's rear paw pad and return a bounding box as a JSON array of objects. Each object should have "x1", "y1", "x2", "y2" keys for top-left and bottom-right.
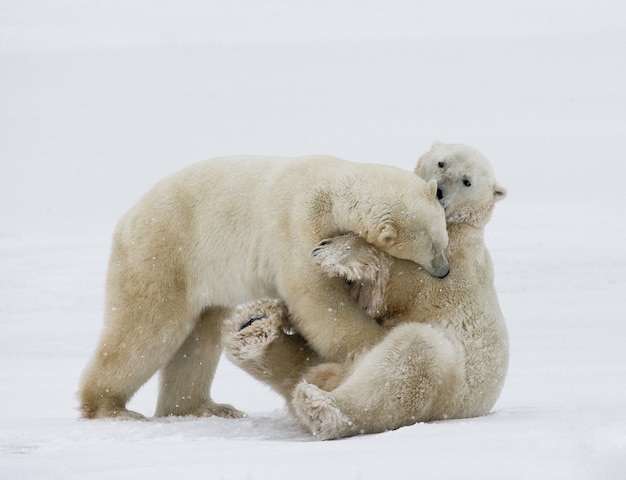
[
  {"x1": 224, "y1": 299, "x2": 291, "y2": 365},
  {"x1": 291, "y1": 381, "x2": 353, "y2": 440}
]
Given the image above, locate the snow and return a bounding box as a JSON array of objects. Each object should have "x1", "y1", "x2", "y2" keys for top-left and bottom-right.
[{"x1": 1, "y1": 1, "x2": 625, "y2": 479}]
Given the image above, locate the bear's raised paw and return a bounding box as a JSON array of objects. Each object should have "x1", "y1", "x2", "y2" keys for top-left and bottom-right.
[
  {"x1": 310, "y1": 234, "x2": 390, "y2": 318},
  {"x1": 224, "y1": 299, "x2": 291, "y2": 366}
]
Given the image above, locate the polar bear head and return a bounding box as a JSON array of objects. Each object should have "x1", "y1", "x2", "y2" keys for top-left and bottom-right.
[
  {"x1": 337, "y1": 169, "x2": 449, "y2": 278},
  {"x1": 415, "y1": 142, "x2": 507, "y2": 226},
  {"x1": 372, "y1": 177, "x2": 450, "y2": 278}
]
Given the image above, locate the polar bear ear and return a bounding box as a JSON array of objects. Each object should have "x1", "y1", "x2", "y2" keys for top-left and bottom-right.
[
  {"x1": 494, "y1": 184, "x2": 507, "y2": 202},
  {"x1": 427, "y1": 179, "x2": 439, "y2": 198},
  {"x1": 377, "y1": 223, "x2": 397, "y2": 248},
  {"x1": 431, "y1": 140, "x2": 442, "y2": 149}
]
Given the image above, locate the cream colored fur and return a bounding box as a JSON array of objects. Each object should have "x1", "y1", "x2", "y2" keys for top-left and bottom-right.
[
  {"x1": 79, "y1": 155, "x2": 449, "y2": 419},
  {"x1": 225, "y1": 143, "x2": 509, "y2": 439}
]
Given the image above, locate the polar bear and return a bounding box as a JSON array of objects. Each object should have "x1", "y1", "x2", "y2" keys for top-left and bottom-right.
[
  {"x1": 79, "y1": 155, "x2": 450, "y2": 420},
  {"x1": 224, "y1": 143, "x2": 509, "y2": 439}
]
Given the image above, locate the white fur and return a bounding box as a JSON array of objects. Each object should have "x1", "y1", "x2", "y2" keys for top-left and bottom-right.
[
  {"x1": 79, "y1": 155, "x2": 448, "y2": 419},
  {"x1": 226, "y1": 143, "x2": 509, "y2": 439}
]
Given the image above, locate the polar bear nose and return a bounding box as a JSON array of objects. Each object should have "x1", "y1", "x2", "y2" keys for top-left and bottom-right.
[
  {"x1": 436, "y1": 266, "x2": 450, "y2": 279},
  {"x1": 430, "y1": 252, "x2": 450, "y2": 279},
  {"x1": 436, "y1": 188, "x2": 450, "y2": 209}
]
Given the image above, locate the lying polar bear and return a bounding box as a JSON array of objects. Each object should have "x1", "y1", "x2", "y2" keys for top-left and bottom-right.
[
  {"x1": 225, "y1": 143, "x2": 509, "y2": 439},
  {"x1": 79, "y1": 155, "x2": 449, "y2": 420}
]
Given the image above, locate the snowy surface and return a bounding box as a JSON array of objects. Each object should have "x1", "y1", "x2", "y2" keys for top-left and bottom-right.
[{"x1": 1, "y1": 1, "x2": 625, "y2": 479}]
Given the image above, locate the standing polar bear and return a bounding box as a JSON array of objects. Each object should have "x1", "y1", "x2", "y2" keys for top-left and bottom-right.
[
  {"x1": 225, "y1": 142, "x2": 509, "y2": 439},
  {"x1": 79, "y1": 155, "x2": 450, "y2": 420}
]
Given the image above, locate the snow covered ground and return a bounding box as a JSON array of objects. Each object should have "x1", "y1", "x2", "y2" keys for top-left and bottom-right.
[{"x1": 1, "y1": 1, "x2": 625, "y2": 479}]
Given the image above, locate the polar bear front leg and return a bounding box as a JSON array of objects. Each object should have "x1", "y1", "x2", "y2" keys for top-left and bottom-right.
[
  {"x1": 224, "y1": 300, "x2": 322, "y2": 400},
  {"x1": 281, "y1": 265, "x2": 386, "y2": 363},
  {"x1": 155, "y1": 307, "x2": 245, "y2": 418},
  {"x1": 311, "y1": 233, "x2": 390, "y2": 319}
]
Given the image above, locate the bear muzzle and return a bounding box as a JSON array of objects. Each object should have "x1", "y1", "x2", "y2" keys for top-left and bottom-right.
[
  {"x1": 437, "y1": 187, "x2": 451, "y2": 209},
  {"x1": 430, "y1": 252, "x2": 450, "y2": 279}
]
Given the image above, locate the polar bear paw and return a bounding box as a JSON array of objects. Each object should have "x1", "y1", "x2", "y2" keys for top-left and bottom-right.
[
  {"x1": 195, "y1": 401, "x2": 247, "y2": 419},
  {"x1": 291, "y1": 381, "x2": 354, "y2": 440},
  {"x1": 224, "y1": 299, "x2": 291, "y2": 365},
  {"x1": 311, "y1": 234, "x2": 390, "y2": 318},
  {"x1": 311, "y1": 233, "x2": 383, "y2": 283}
]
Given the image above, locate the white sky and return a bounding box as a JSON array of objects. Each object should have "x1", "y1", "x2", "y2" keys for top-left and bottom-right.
[
  {"x1": 1, "y1": 0, "x2": 625, "y2": 233},
  {"x1": 1, "y1": 0, "x2": 625, "y2": 51}
]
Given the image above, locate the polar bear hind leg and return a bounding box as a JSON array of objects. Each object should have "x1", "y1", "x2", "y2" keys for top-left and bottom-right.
[
  {"x1": 291, "y1": 382, "x2": 355, "y2": 440},
  {"x1": 291, "y1": 323, "x2": 463, "y2": 439},
  {"x1": 79, "y1": 298, "x2": 197, "y2": 420}
]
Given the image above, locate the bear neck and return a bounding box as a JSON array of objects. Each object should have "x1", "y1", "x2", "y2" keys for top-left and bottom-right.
[
  {"x1": 446, "y1": 201, "x2": 494, "y2": 229},
  {"x1": 446, "y1": 222, "x2": 485, "y2": 252}
]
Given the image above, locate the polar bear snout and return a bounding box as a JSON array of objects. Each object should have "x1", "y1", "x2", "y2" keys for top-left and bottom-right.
[
  {"x1": 435, "y1": 266, "x2": 450, "y2": 278},
  {"x1": 430, "y1": 251, "x2": 450, "y2": 278},
  {"x1": 436, "y1": 186, "x2": 451, "y2": 210}
]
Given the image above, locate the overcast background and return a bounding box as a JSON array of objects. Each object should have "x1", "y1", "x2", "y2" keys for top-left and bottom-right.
[
  {"x1": 2, "y1": 0, "x2": 625, "y2": 234},
  {"x1": 1, "y1": 1, "x2": 625, "y2": 479}
]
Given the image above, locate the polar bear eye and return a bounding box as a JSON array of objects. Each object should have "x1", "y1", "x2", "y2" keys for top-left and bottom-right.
[
  {"x1": 438, "y1": 161, "x2": 445, "y2": 168},
  {"x1": 463, "y1": 179, "x2": 472, "y2": 187}
]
